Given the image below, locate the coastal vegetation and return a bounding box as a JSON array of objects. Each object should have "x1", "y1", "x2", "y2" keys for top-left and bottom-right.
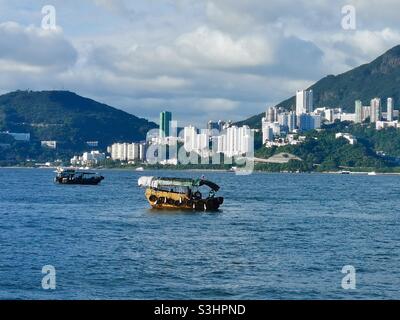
[{"x1": 255, "y1": 121, "x2": 400, "y2": 172}]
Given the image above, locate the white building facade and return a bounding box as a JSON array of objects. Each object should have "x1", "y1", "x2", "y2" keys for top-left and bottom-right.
[{"x1": 296, "y1": 90, "x2": 313, "y2": 116}]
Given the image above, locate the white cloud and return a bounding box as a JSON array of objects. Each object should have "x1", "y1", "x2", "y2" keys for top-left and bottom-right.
[
  {"x1": 175, "y1": 26, "x2": 274, "y2": 68},
  {"x1": 0, "y1": 22, "x2": 77, "y2": 72},
  {"x1": 1, "y1": 0, "x2": 400, "y2": 126}
]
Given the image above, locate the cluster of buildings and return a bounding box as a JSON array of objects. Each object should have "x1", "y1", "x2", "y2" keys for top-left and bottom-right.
[
  {"x1": 69, "y1": 142, "x2": 146, "y2": 166},
  {"x1": 4, "y1": 90, "x2": 400, "y2": 166},
  {"x1": 70, "y1": 151, "x2": 106, "y2": 167},
  {"x1": 67, "y1": 110, "x2": 253, "y2": 167},
  {"x1": 107, "y1": 142, "x2": 146, "y2": 162},
  {"x1": 183, "y1": 122, "x2": 252, "y2": 158},
  {"x1": 262, "y1": 90, "x2": 321, "y2": 147},
  {"x1": 261, "y1": 89, "x2": 400, "y2": 147},
  {"x1": 144, "y1": 111, "x2": 254, "y2": 164},
  {"x1": 314, "y1": 97, "x2": 399, "y2": 127}
]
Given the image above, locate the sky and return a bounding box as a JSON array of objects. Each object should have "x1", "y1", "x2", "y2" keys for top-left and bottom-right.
[{"x1": 1, "y1": 0, "x2": 400, "y2": 127}]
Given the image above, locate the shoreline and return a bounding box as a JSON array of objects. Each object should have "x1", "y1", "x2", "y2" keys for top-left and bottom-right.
[{"x1": 2, "y1": 166, "x2": 400, "y2": 175}]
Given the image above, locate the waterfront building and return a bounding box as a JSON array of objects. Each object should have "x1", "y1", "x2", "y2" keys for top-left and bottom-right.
[
  {"x1": 109, "y1": 142, "x2": 146, "y2": 161},
  {"x1": 183, "y1": 125, "x2": 198, "y2": 152},
  {"x1": 197, "y1": 129, "x2": 209, "y2": 153},
  {"x1": 296, "y1": 89, "x2": 313, "y2": 116},
  {"x1": 71, "y1": 150, "x2": 105, "y2": 167},
  {"x1": 159, "y1": 111, "x2": 172, "y2": 138},
  {"x1": 222, "y1": 125, "x2": 252, "y2": 157},
  {"x1": 139, "y1": 144, "x2": 146, "y2": 161},
  {"x1": 216, "y1": 134, "x2": 226, "y2": 154},
  {"x1": 127, "y1": 143, "x2": 139, "y2": 161}
]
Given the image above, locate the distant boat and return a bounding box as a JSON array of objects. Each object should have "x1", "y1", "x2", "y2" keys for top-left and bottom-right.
[
  {"x1": 135, "y1": 167, "x2": 144, "y2": 171},
  {"x1": 368, "y1": 171, "x2": 377, "y2": 176},
  {"x1": 138, "y1": 176, "x2": 224, "y2": 211},
  {"x1": 341, "y1": 170, "x2": 351, "y2": 175},
  {"x1": 54, "y1": 168, "x2": 104, "y2": 185}
]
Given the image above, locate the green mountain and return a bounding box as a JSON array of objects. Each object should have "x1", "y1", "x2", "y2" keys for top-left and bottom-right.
[
  {"x1": 0, "y1": 90, "x2": 157, "y2": 149},
  {"x1": 239, "y1": 44, "x2": 400, "y2": 128}
]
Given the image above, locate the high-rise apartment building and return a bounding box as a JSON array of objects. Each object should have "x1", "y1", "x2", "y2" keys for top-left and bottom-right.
[
  {"x1": 159, "y1": 111, "x2": 172, "y2": 138},
  {"x1": 296, "y1": 89, "x2": 313, "y2": 116},
  {"x1": 355, "y1": 100, "x2": 363, "y2": 123},
  {"x1": 387, "y1": 97, "x2": 394, "y2": 121},
  {"x1": 370, "y1": 98, "x2": 381, "y2": 123}
]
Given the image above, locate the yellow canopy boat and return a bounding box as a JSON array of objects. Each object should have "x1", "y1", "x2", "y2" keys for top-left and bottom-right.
[{"x1": 138, "y1": 176, "x2": 224, "y2": 211}]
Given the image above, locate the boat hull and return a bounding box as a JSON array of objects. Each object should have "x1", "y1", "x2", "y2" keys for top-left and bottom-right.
[
  {"x1": 54, "y1": 176, "x2": 104, "y2": 185},
  {"x1": 145, "y1": 188, "x2": 223, "y2": 211}
]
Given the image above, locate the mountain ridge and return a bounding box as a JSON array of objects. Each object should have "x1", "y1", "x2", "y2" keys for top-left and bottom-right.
[{"x1": 0, "y1": 90, "x2": 157, "y2": 149}]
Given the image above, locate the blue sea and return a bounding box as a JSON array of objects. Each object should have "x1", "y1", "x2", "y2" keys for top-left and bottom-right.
[{"x1": 0, "y1": 168, "x2": 400, "y2": 299}]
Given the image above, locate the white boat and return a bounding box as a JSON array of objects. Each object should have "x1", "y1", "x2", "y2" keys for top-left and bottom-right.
[
  {"x1": 136, "y1": 167, "x2": 144, "y2": 171},
  {"x1": 368, "y1": 171, "x2": 377, "y2": 176}
]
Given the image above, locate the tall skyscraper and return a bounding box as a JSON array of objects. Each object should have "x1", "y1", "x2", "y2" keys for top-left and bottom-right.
[
  {"x1": 355, "y1": 100, "x2": 362, "y2": 123},
  {"x1": 296, "y1": 89, "x2": 313, "y2": 116},
  {"x1": 370, "y1": 98, "x2": 381, "y2": 123},
  {"x1": 159, "y1": 111, "x2": 172, "y2": 138},
  {"x1": 387, "y1": 97, "x2": 394, "y2": 121}
]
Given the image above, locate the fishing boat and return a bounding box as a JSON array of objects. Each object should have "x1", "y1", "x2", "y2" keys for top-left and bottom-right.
[
  {"x1": 54, "y1": 168, "x2": 104, "y2": 185},
  {"x1": 138, "y1": 176, "x2": 224, "y2": 211}
]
